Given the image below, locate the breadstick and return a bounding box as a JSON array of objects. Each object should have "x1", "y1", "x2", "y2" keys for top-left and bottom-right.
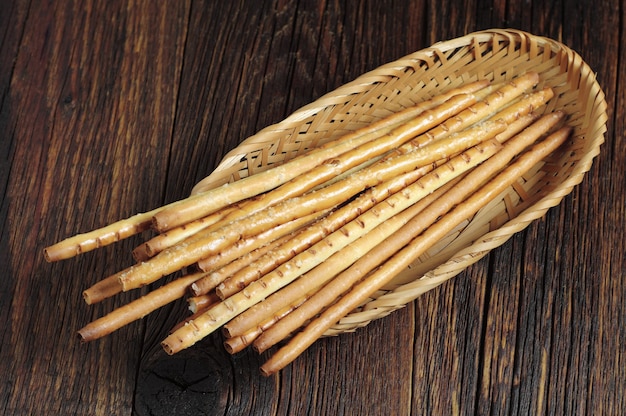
[{"x1": 78, "y1": 271, "x2": 208, "y2": 342}]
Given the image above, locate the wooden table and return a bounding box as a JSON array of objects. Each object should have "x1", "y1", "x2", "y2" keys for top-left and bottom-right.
[{"x1": 1, "y1": 1, "x2": 624, "y2": 414}]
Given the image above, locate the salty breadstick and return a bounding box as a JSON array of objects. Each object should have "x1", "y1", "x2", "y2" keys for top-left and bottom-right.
[{"x1": 78, "y1": 271, "x2": 208, "y2": 342}]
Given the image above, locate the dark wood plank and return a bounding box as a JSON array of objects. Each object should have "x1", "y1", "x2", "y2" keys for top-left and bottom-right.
[{"x1": 1, "y1": 0, "x2": 189, "y2": 414}]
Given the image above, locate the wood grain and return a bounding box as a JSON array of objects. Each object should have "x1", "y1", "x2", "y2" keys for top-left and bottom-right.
[{"x1": 1, "y1": 0, "x2": 624, "y2": 414}]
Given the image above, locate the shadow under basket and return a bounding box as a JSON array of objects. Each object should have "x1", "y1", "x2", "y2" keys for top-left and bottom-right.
[{"x1": 192, "y1": 29, "x2": 608, "y2": 336}]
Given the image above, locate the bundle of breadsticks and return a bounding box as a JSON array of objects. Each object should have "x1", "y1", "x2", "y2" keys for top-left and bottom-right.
[{"x1": 45, "y1": 71, "x2": 571, "y2": 375}]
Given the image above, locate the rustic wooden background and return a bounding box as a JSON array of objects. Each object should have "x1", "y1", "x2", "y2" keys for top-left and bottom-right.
[{"x1": 1, "y1": 0, "x2": 624, "y2": 414}]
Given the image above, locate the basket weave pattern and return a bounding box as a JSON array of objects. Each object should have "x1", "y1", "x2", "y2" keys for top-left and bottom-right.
[{"x1": 193, "y1": 29, "x2": 607, "y2": 335}]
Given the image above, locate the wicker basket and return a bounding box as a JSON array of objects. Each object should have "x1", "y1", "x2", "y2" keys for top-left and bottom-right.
[{"x1": 192, "y1": 29, "x2": 607, "y2": 336}]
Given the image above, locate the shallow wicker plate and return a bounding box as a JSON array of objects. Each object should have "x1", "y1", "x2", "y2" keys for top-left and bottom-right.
[{"x1": 192, "y1": 29, "x2": 607, "y2": 335}]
